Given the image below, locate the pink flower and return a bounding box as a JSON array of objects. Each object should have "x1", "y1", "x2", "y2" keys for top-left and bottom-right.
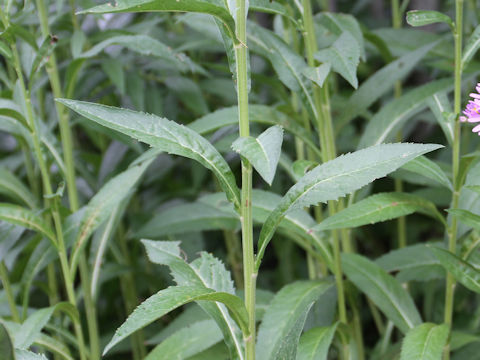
[{"x1": 460, "y1": 83, "x2": 480, "y2": 135}]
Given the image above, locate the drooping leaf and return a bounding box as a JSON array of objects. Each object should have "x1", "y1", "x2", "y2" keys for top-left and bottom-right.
[
  {"x1": 337, "y1": 42, "x2": 437, "y2": 129},
  {"x1": 302, "y1": 64, "x2": 331, "y2": 88},
  {"x1": 400, "y1": 323, "x2": 449, "y2": 360},
  {"x1": 400, "y1": 155, "x2": 452, "y2": 190},
  {"x1": 256, "y1": 143, "x2": 442, "y2": 270},
  {"x1": 256, "y1": 281, "x2": 332, "y2": 360},
  {"x1": 79, "y1": 0, "x2": 238, "y2": 44},
  {"x1": 232, "y1": 125, "x2": 283, "y2": 185},
  {"x1": 358, "y1": 78, "x2": 452, "y2": 148},
  {"x1": 314, "y1": 192, "x2": 444, "y2": 231},
  {"x1": 296, "y1": 323, "x2": 338, "y2": 360},
  {"x1": 342, "y1": 253, "x2": 422, "y2": 334},
  {"x1": 315, "y1": 32, "x2": 360, "y2": 89},
  {"x1": 462, "y1": 25, "x2": 480, "y2": 68},
  {"x1": 102, "y1": 286, "x2": 248, "y2": 355},
  {"x1": 406, "y1": 10, "x2": 453, "y2": 29},
  {"x1": 0, "y1": 168, "x2": 37, "y2": 209},
  {"x1": 58, "y1": 99, "x2": 241, "y2": 210},
  {"x1": 448, "y1": 209, "x2": 480, "y2": 232},
  {"x1": 0, "y1": 204, "x2": 56, "y2": 246},
  {"x1": 427, "y1": 92, "x2": 454, "y2": 145},
  {"x1": 142, "y1": 240, "x2": 245, "y2": 360},
  {"x1": 430, "y1": 246, "x2": 480, "y2": 294},
  {"x1": 145, "y1": 320, "x2": 223, "y2": 360},
  {"x1": 0, "y1": 322, "x2": 14, "y2": 360}
]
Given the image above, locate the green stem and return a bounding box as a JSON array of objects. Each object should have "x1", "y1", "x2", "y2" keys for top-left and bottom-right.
[
  {"x1": 0, "y1": 261, "x2": 20, "y2": 322},
  {"x1": 234, "y1": 1, "x2": 255, "y2": 358},
  {"x1": 444, "y1": 1, "x2": 463, "y2": 359}
]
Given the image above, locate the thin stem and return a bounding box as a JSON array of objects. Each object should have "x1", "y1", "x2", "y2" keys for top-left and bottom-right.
[
  {"x1": 444, "y1": 1, "x2": 463, "y2": 359},
  {"x1": 234, "y1": 1, "x2": 255, "y2": 358},
  {"x1": 0, "y1": 261, "x2": 20, "y2": 322}
]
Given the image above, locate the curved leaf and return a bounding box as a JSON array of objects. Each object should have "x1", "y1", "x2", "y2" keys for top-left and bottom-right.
[
  {"x1": 256, "y1": 143, "x2": 443, "y2": 270},
  {"x1": 462, "y1": 25, "x2": 480, "y2": 68},
  {"x1": 401, "y1": 155, "x2": 452, "y2": 190},
  {"x1": 232, "y1": 125, "x2": 283, "y2": 185},
  {"x1": 103, "y1": 286, "x2": 248, "y2": 355},
  {"x1": 0, "y1": 322, "x2": 14, "y2": 360},
  {"x1": 57, "y1": 99, "x2": 240, "y2": 210},
  {"x1": 342, "y1": 253, "x2": 422, "y2": 334},
  {"x1": 79, "y1": 0, "x2": 238, "y2": 44},
  {"x1": 406, "y1": 10, "x2": 453, "y2": 29},
  {"x1": 400, "y1": 323, "x2": 449, "y2": 360},
  {"x1": 448, "y1": 208, "x2": 480, "y2": 232},
  {"x1": 296, "y1": 323, "x2": 338, "y2": 360},
  {"x1": 256, "y1": 281, "x2": 332, "y2": 360},
  {"x1": 0, "y1": 168, "x2": 37, "y2": 209},
  {"x1": 314, "y1": 192, "x2": 445, "y2": 231}
]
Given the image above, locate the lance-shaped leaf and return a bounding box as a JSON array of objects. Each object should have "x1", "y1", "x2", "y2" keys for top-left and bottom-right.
[
  {"x1": 69, "y1": 157, "x2": 153, "y2": 274},
  {"x1": 406, "y1": 10, "x2": 453, "y2": 29},
  {"x1": 256, "y1": 143, "x2": 442, "y2": 270},
  {"x1": 296, "y1": 323, "x2": 338, "y2": 360},
  {"x1": 142, "y1": 240, "x2": 245, "y2": 360},
  {"x1": 430, "y1": 246, "x2": 480, "y2": 294},
  {"x1": 315, "y1": 32, "x2": 360, "y2": 89},
  {"x1": 400, "y1": 323, "x2": 449, "y2": 360},
  {"x1": 427, "y1": 92, "x2": 454, "y2": 145},
  {"x1": 462, "y1": 25, "x2": 480, "y2": 68},
  {"x1": 401, "y1": 155, "x2": 452, "y2": 190},
  {"x1": 342, "y1": 253, "x2": 422, "y2": 334},
  {"x1": 232, "y1": 125, "x2": 283, "y2": 185},
  {"x1": 256, "y1": 281, "x2": 332, "y2": 360},
  {"x1": 358, "y1": 78, "x2": 452, "y2": 148},
  {"x1": 57, "y1": 99, "x2": 240, "y2": 210},
  {"x1": 448, "y1": 209, "x2": 480, "y2": 232},
  {"x1": 302, "y1": 63, "x2": 331, "y2": 87},
  {"x1": 0, "y1": 204, "x2": 56, "y2": 246},
  {"x1": 0, "y1": 323, "x2": 14, "y2": 360},
  {"x1": 0, "y1": 168, "x2": 37, "y2": 209},
  {"x1": 103, "y1": 286, "x2": 248, "y2": 355},
  {"x1": 314, "y1": 192, "x2": 445, "y2": 231},
  {"x1": 78, "y1": 0, "x2": 238, "y2": 44}
]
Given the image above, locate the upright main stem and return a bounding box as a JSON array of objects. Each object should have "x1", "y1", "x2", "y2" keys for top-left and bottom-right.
[
  {"x1": 302, "y1": 0, "x2": 347, "y2": 324},
  {"x1": 234, "y1": 2, "x2": 255, "y2": 359},
  {"x1": 444, "y1": 1, "x2": 463, "y2": 359}
]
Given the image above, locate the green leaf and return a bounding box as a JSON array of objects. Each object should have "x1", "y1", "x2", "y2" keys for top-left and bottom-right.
[
  {"x1": 427, "y1": 92, "x2": 454, "y2": 145},
  {"x1": 142, "y1": 240, "x2": 245, "y2": 360},
  {"x1": 256, "y1": 281, "x2": 332, "y2": 360},
  {"x1": 302, "y1": 64, "x2": 331, "y2": 88},
  {"x1": 430, "y1": 246, "x2": 480, "y2": 294},
  {"x1": 401, "y1": 156, "x2": 452, "y2": 190},
  {"x1": 462, "y1": 25, "x2": 480, "y2": 68},
  {"x1": 256, "y1": 143, "x2": 442, "y2": 270},
  {"x1": 406, "y1": 10, "x2": 454, "y2": 29},
  {"x1": 0, "y1": 168, "x2": 37, "y2": 209},
  {"x1": 314, "y1": 192, "x2": 445, "y2": 231},
  {"x1": 15, "y1": 350, "x2": 47, "y2": 360},
  {"x1": 188, "y1": 105, "x2": 322, "y2": 159},
  {"x1": 103, "y1": 286, "x2": 248, "y2": 355},
  {"x1": 79, "y1": 0, "x2": 238, "y2": 44},
  {"x1": 296, "y1": 323, "x2": 338, "y2": 360},
  {"x1": 145, "y1": 320, "x2": 223, "y2": 360},
  {"x1": 315, "y1": 32, "x2": 360, "y2": 89},
  {"x1": 337, "y1": 42, "x2": 437, "y2": 130},
  {"x1": 57, "y1": 99, "x2": 241, "y2": 210},
  {"x1": 342, "y1": 253, "x2": 422, "y2": 334},
  {"x1": 400, "y1": 323, "x2": 449, "y2": 360},
  {"x1": 136, "y1": 202, "x2": 239, "y2": 238},
  {"x1": 29, "y1": 36, "x2": 57, "y2": 87},
  {"x1": 0, "y1": 322, "x2": 14, "y2": 360},
  {"x1": 232, "y1": 125, "x2": 283, "y2": 185},
  {"x1": 358, "y1": 78, "x2": 453, "y2": 148},
  {"x1": 448, "y1": 209, "x2": 480, "y2": 232},
  {"x1": 0, "y1": 204, "x2": 56, "y2": 246},
  {"x1": 69, "y1": 157, "x2": 153, "y2": 274}
]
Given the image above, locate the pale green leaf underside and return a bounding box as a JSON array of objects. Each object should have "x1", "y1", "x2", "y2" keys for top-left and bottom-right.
[
  {"x1": 315, "y1": 32, "x2": 360, "y2": 89},
  {"x1": 78, "y1": 0, "x2": 238, "y2": 44},
  {"x1": 401, "y1": 155, "x2": 452, "y2": 190},
  {"x1": 314, "y1": 192, "x2": 444, "y2": 231},
  {"x1": 232, "y1": 125, "x2": 283, "y2": 185},
  {"x1": 400, "y1": 323, "x2": 449, "y2": 360},
  {"x1": 342, "y1": 253, "x2": 422, "y2": 334},
  {"x1": 103, "y1": 286, "x2": 249, "y2": 355},
  {"x1": 256, "y1": 281, "x2": 332, "y2": 360},
  {"x1": 57, "y1": 99, "x2": 240, "y2": 210},
  {"x1": 430, "y1": 246, "x2": 480, "y2": 294},
  {"x1": 296, "y1": 323, "x2": 338, "y2": 360},
  {"x1": 256, "y1": 143, "x2": 442, "y2": 270}
]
